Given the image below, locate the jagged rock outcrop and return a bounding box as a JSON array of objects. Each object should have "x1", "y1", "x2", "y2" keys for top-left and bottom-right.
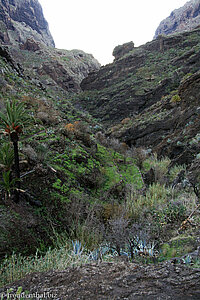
[
  {"x1": 19, "y1": 38, "x2": 41, "y2": 51},
  {"x1": 154, "y1": 0, "x2": 200, "y2": 38},
  {"x1": 1, "y1": 261, "x2": 200, "y2": 299},
  {"x1": 0, "y1": 0, "x2": 101, "y2": 94},
  {"x1": 112, "y1": 41, "x2": 135, "y2": 60},
  {"x1": 0, "y1": 44, "x2": 101, "y2": 93},
  {"x1": 0, "y1": 44, "x2": 23, "y2": 73},
  {"x1": 0, "y1": 0, "x2": 55, "y2": 47}
]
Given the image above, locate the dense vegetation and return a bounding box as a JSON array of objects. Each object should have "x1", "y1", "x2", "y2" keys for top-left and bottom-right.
[{"x1": 0, "y1": 96, "x2": 199, "y2": 287}]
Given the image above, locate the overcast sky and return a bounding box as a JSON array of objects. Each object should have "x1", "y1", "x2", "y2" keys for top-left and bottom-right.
[{"x1": 39, "y1": 0, "x2": 188, "y2": 65}]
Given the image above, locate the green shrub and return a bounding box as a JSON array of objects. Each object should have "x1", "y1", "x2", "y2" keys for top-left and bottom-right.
[
  {"x1": 168, "y1": 164, "x2": 186, "y2": 183},
  {"x1": 143, "y1": 154, "x2": 170, "y2": 184},
  {"x1": 164, "y1": 202, "x2": 186, "y2": 222},
  {"x1": 126, "y1": 183, "x2": 170, "y2": 220},
  {"x1": 171, "y1": 94, "x2": 181, "y2": 103},
  {"x1": 145, "y1": 183, "x2": 169, "y2": 207},
  {"x1": 160, "y1": 235, "x2": 195, "y2": 260},
  {"x1": 0, "y1": 170, "x2": 17, "y2": 200},
  {"x1": 153, "y1": 201, "x2": 187, "y2": 225}
]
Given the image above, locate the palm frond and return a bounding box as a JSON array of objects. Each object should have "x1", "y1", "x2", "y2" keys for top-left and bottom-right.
[
  {"x1": 0, "y1": 111, "x2": 8, "y2": 126},
  {"x1": 0, "y1": 100, "x2": 33, "y2": 133}
]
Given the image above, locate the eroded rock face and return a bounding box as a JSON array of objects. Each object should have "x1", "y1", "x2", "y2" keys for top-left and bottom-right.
[
  {"x1": 0, "y1": 0, "x2": 101, "y2": 94},
  {"x1": 19, "y1": 38, "x2": 41, "y2": 51},
  {"x1": 78, "y1": 25, "x2": 200, "y2": 165},
  {"x1": 0, "y1": 0, "x2": 55, "y2": 47},
  {"x1": 7, "y1": 45, "x2": 101, "y2": 93},
  {"x1": 0, "y1": 44, "x2": 23, "y2": 74},
  {"x1": 79, "y1": 27, "x2": 200, "y2": 126},
  {"x1": 154, "y1": 0, "x2": 200, "y2": 38},
  {"x1": 1, "y1": 261, "x2": 200, "y2": 299},
  {"x1": 115, "y1": 71, "x2": 200, "y2": 165},
  {"x1": 112, "y1": 41, "x2": 135, "y2": 60}
]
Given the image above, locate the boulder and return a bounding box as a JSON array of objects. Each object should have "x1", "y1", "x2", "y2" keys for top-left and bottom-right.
[
  {"x1": 20, "y1": 38, "x2": 41, "y2": 52},
  {"x1": 112, "y1": 41, "x2": 135, "y2": 60}
]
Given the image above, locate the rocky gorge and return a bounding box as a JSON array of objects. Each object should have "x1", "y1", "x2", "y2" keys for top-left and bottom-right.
[{"x1": 0, "y1": 0, "x2": 200, "y2": 298}]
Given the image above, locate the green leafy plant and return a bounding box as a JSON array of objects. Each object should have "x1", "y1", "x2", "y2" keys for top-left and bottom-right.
[
  {"x1": 0, "y1": 100, "x2": 31, "y2": 135},
  {"x1": 0, "y1": 143, "x2": 14, "y2": 171},
  {"x1": 171, "y1": 94, "x2": 181, "y2": 103},
  {"x1": 153, "y1": 202, "x2": 187, "y2": 225},
  {"x1": 0, "y1": 170, "x2": 17, "y2": 201}
]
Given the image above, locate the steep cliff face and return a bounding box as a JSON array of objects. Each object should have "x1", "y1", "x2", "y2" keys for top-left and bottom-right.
[
  {"x1": 154, "y1": 0, "x2": 200, "y2": 38},
  {"x1": 0, "y1": 0, "x2": 55, "y2": 47},
  {"x1": 0, "y1": 0, "x2": 100, "y2": 93},
  {"x1": 78, "y1": 28, "x2": 200, "y2": 125},
  {"x1": 74, "y1": 27, "x2": 200, "y2": 164},
  {"x1": 115, "y1": 70, "x2": 200, "y2": 166}
]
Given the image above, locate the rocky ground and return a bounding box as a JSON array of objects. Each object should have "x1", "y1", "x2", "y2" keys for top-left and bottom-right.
[{"x1": 1, "y1": 261, "x2": 200, "y2": 299}]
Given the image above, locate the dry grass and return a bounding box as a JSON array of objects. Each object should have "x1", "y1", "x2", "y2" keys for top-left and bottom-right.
[{"x1": 0, "y1": 243, "x2": 90, "y2": 288}]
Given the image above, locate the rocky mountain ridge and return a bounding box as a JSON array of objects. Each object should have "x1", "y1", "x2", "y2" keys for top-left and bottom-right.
[
  {"x1": 154, "y1": 0, "x2": 200, "y2": 38},
  {"x1": 0, "y1": 0, "x2": 101, "y2": 94},
  {"x1": 1, "y1": 43, "x2": 100, "y2": 93},
  {"x1": 0, "y1": 0, "x2": 55, "y2": 47}
]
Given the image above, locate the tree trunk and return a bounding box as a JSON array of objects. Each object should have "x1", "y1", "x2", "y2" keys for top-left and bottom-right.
[{"x1": 10, "y1": 132, "x2": 20, "y2": 203}]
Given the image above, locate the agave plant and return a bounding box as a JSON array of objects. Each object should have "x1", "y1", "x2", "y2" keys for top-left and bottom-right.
[
  {"x1": 89, "y1": 244, "x2": 110, "y2": 261},
  {"x1": 71, "y1": 240, "x2": 84, "y2": 256},
  {"x1": 0, "y1": 100, "x2": 31, "y2": 202}
]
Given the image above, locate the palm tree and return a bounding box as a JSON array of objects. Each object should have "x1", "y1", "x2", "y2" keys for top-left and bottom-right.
[{"x1": 0, "y1": 100, "x2": 31, "y2": 202}]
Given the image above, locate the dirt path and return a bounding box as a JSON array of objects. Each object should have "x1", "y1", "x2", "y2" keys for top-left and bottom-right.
[{"x1": 1, "y1": 261, "x2": 200, "y2": 299}]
